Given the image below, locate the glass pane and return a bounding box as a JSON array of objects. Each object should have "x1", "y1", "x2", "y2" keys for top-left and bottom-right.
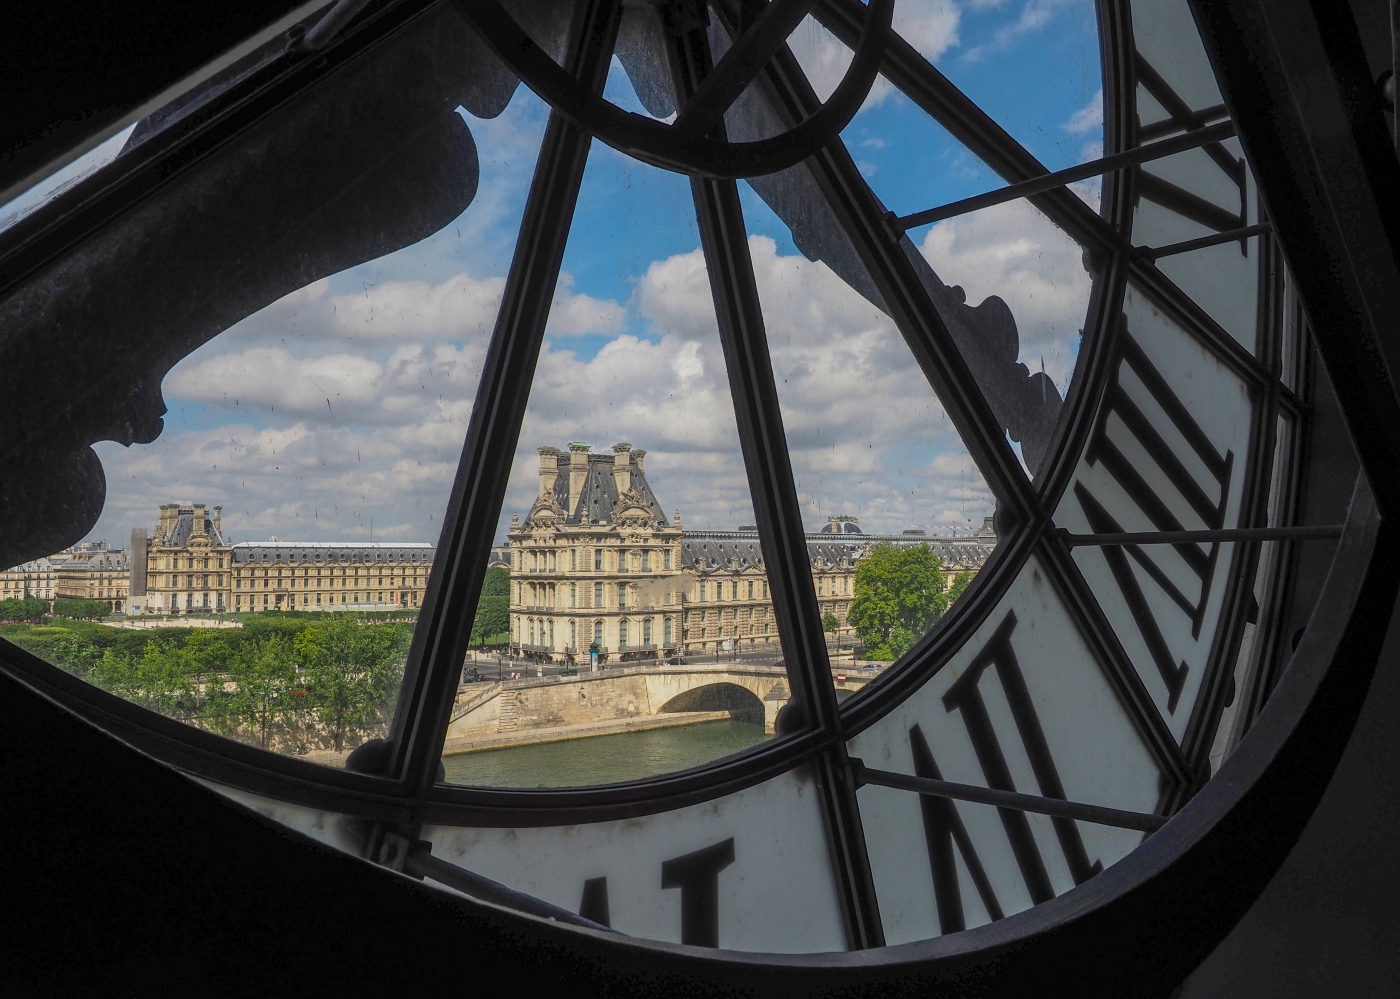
[
  {"x1": 1052, "y1": 285, "x2": 1258, "y2": 741},
  {"x1": 847, "y1": 553, "x2": 1165, "y2": 944},
  {"x1": 426, "y1": 766, "x2": 847, "y2": 951},
  {"x1": 743, "y1": 186, "x2": 1002, "y2": 679},
  {"x1": 441, "y1": 84, "x2": 791, "y2": 787},
  {"x1": 0, "y1": 6, "x2": 551, "y2": 767},
  {"x1": 1207, "y1": 412, "x2": 1293, "y2": 774},
  {"x1": 795, "y1": 2, "x2": 1103, "y2": 180},
  {"x1": 729, "y1": 39, "x2": 1094, "y2": 478},
  {"x1": 1129, "y1": 0, "x2": 1261, "y2": 353}
]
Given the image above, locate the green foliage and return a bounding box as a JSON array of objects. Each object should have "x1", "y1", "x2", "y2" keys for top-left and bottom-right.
[
  {"x1": 848, "y1": 542, "x2": 949, "y2": 661},
  {"x1": 294, "y1": 615, "x2": 405, "y2": 751},
  {"x1": 821, "y1": 611, "x2": 840, "y2": 638},
  {"x1": 469, "y1": 568, "x2": 510, "y2": 646},
  {"x1": 947, "y1": 572, "x2": 973, "y2": 604},
  {"x1": 2, "y1": 615, "x2": 410, "y2": 753},
  {"x1": 0, "y1": 597, "x2": 48, "y2": 622},
  {"x1": 205, "y1": 635, "x2": 298, "y2": 747},
  {"x1": 480, "y1": 566, "x2": 510, "y2": 597},
  {"x1": 471, "y1": 596, "x2": 509, "y2": 646},
  {"x1": 52, "y1": 597, "x2": 110, "y2": 621}
]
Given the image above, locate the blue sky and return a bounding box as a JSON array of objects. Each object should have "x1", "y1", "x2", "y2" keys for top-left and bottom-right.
[{"x1": 86, "y1": 0, "x2": 1104, "y2": 551}]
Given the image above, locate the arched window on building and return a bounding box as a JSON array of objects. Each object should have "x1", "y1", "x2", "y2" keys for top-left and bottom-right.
[
  {"x1": 643, "y1": 618, "x2": 652, "y2": 647},
  {"x1": 592, "y1": 620, "x2": 603, "y2": 648},
  {"x1": 618, "y1": 618, "x2": 628, "y2": 650},
  {"x1": 663, "y1": 618, "x2": 672, "y2": 646}
]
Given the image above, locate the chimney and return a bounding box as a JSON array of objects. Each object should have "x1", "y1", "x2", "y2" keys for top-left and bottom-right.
[
  {"x1": 538, "y1": 447, "x2": 561, "y2": 500},
  {"x1": 158, "y1": 503, "x2": 177, "y2": 541},
  {"x1": 612, "y1": 442, "x2": 633, "y2": 494},
  {"x1": 192, "y1": 504, "x2": 207, "y2": 536},
  {"x1": 632, "y1": 449, "x2": 646, "y2": 474},
  {"x1": 213, "y1": 506, "x2": 222, "y2": 535},
  {"x1": 568, "y1": 443, "x2": 590, "y2": 516}
]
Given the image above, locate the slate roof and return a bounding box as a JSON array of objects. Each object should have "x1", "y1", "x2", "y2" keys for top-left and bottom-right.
[
  {"x1": 232, "y1": 542, "x2": 434, "y2": 565},
  {"x1": 548, "y1": 453, "x2": 669, "y2": 527},
  {"x1": 159, "y1": 509, "x2": 228, "y2": 547},
  {"x1": 56, "y1": 549, "x2": 129, "y2": 573},
  {"x1": 680, "y1": 531, "x2": 997, "y2": 573}
]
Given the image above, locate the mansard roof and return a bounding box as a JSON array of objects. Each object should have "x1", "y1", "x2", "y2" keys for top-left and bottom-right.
[
  {"x1": 232, "y1": 542, "x2": 434, "y2": 564},
  {"x1": 547, "y1": 453, "x2": 668, "y2": 527},
  {"x1": 680, "y1": 530, "x2": 997, "y2": 573},
  {"x1": 56, "y1": 549, "x2": 129, "y2": 573},
  {"x1": 157, "y1": 509, "x2": 228, "y2": 548}
]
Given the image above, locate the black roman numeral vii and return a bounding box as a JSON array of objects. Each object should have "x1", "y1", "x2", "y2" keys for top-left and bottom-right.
[
  {"x1": 1075, "y1": 331, "x2": 1234, "y2": 713},
  {"x1": 913, "y1": 613, "x2": 1101, "y2": 934}
]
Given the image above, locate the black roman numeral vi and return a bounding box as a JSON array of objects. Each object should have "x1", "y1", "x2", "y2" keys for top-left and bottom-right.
[
  {"x1": 914, "y1": 612, "x2": 1101, "y2": 934},
  {"x1": 1076, "y1": 331, "x2": 1233, "y2": 713}
]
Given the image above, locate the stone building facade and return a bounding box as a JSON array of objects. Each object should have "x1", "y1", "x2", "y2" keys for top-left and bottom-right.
[
  {"x1": 129, "y1": 503, "x2": 436, "y2": 615},
  {"x1": 230, "y1": 542, "x2": 434, "y2": 612},
  {"x1": 55, "y1": 544, "x2": 131, "y2": 612},
  {"x1": 0, "y1": 555, "x2": 62, "y2": 605},
  {"x1": 508, "y1": 444, "x2": 998, "y2": 663},
  {"x1": 142, "y1": 504, "x2": 233, "y2": 614}
]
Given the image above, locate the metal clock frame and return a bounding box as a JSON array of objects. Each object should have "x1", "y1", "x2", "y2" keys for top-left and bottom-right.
[{"x1": 0, "y1": 0, "x2": 1396, "y2": 977}]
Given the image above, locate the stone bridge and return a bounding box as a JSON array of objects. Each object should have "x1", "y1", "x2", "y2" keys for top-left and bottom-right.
[{"x1": 443, "y1": 663, "x2": 876, "y2": 751}]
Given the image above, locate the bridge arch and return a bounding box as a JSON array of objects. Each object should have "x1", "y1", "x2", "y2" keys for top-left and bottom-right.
[{"x1": 658, "y1": 683, "x2": 764, "y2": 726}]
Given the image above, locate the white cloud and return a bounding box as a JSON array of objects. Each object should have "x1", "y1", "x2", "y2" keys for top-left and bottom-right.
[
  {"x1": 963, "y1": 0, "x2": 1085, "y2": 62},
  {"x1": 89, "y1": 231, "x2": 1024, "y2": 549},
  {"x1": 789, "y1": 2, "x2": 961, "y2": 107},
  {"x1": 1065, "y1": 89, "x2": 1102, "y2": 136},
  {"x1": 917, "y1": 198, "x2": 1090, "y2": 391}
]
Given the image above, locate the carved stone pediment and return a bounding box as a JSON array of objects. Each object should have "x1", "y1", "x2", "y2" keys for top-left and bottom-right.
[
  {"x1": 612, "y1": 488, "x2": 654, "y2": 528},
  {"x1": 526, "y1": 494, "x2": 566, "y2": 527}
]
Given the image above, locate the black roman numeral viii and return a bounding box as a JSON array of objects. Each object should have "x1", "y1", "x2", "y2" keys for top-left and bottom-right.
[
  {"x1": 1075, "y1": 331, "x2": 1234, "y2": 713},
  {"x1": 913, "y1": 612, "x2": 1101, "y2": 934}
]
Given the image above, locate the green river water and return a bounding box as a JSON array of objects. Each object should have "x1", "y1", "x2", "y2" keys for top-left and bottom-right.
[{"x1": 441, "y1": 719, "x2": 771, "y2": 788}]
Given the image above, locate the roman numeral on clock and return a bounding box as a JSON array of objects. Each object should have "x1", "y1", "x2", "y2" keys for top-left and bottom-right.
[
  {"x1": 913, "y1": 613, "x2": 1102, "y2": 933},
  {"x1": 1074, "y1": 331, "x2": 1234, "y2": 714},
  {"x1": 1135, "y1": 53, "x2": 1249, "y2": 250}
]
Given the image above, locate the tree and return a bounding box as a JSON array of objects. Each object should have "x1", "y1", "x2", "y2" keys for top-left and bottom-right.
[
  {"x1": 947, "y1": 572, "x2": 973, "y2": 605},
  {"x1": 848, "y1": 542, "x2": 948, "y2": 661},
  {"x1": 53, "y1": 597, "x2": 109, "y2": 621},
  {"x1": 821, "y1": 611, "x2": 841, "y2": 643},
  {"x1": 0, "y1": 597, "x2": 48, "y2": 622},
  {"x1": 470, "y1": 567, "x2": 510, "y2": 645},
  {"x1": 295, "y1": 616, "x2": 403, "y2": 751}
]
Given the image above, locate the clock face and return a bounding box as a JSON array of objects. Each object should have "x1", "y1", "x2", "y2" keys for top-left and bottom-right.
[{"x1": 0, "y1": 0, "x2": 1373, "y2": 964}]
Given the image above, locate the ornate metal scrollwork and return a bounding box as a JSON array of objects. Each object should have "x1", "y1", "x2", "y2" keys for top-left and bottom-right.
[{"x1": 453, "y1": 0, "x2": 894, "y2": 178}]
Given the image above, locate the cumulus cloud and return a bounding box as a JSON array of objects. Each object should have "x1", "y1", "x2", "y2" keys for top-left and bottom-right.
[
  {"x1": 917, "y1": 198, "x2": 1091, "y2": 392},
  {"x1": 91, "y1": 231, "x2": 1036, "y2": 548}
]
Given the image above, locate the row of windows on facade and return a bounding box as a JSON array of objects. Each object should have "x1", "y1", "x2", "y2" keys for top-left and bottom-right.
[
  {"x1": 517, "y1": 616, "x2": 678, "y2": 650},
  {"x1": 514, "y1": 614, "x2": 809, "y2": 651},
  {"x1": 517, "y1": 547, "x2": 675, "y2": 573},
  {"x1": 513, "y1": 575, "x2": 857, "y2": 609}
]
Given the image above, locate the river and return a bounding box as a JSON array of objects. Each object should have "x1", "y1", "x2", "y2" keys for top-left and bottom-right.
[{"x1": 441, "y1": 719, "x2": 770, "y2": 788}]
